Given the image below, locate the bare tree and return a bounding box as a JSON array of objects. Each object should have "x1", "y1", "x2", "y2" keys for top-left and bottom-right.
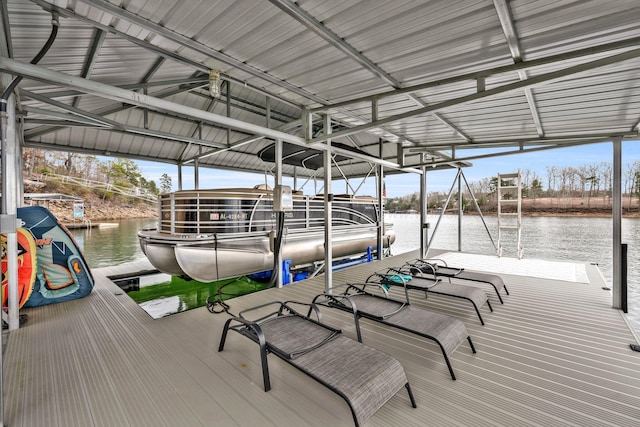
[
  {"x1": 625, "y1": 161, "x2": 640, "y2": 210},
  {"x1": 599, "y1": 162, "x2": 612, "y2": 206},
  {"x1": 546, "y1": 165, "x2": 557, "y2": 200}
]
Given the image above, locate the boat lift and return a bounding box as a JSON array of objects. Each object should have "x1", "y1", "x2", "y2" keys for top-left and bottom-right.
[{"x1": 423, "y1": 168, "x2": 497, "y2": 257}]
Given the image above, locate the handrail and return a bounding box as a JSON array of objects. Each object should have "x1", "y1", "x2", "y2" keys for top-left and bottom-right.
[
  {"x1": 157, "y1": 189, "x2": 383, "y2": 236},
  {"x1": 43, "y1": 173, "x2": 157, "y2": 202}
]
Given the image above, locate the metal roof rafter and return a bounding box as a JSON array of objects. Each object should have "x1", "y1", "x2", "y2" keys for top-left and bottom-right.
[
  {"x1": 268, "y1": 0, "x2": 469, "y2": 144},
  {"x1": 21, "y1": 105, "x2": 110, "y2": 128},
  {"x1": 2, "y1": 57, "x2": 417, "y2": 173},
  {"x1": 72, "y1": 27, "x2": 106, "y2": 108},
  {"x1": 310, "y1": 36, "x2": 640, "y2": 114},
  {"x1": 32, "y1": 77, "x2": 209, "y2": 100},
  {"x1": 21, "y1": 89, "x2": 228, "y2": 149},
  {"x1": 416, "y1": 138, "x2": 624, "y2": 169},
  {"x1": 82, "y1": 0, "x2": 425, "y2": 149},
  {"x1": 493, "y1": 0, "x2": 544, "y2": 137},
  {"x1": 77, "y1": 0, "x2": 326, "y2": 105},
  {"x1": 23, "y1": 80, "x2": 207, "y2": 139},
  {"x1": 29, "y1": 0, "x2": 304, "y2": 110},
  {"x1": 33, "y1": 0, "x2": 425, "y2": 155},
  {"x1": 267, "y1": 0, "x2": 400, "y2": 87},
  {"x1": 307, "y1": 47, "x2": 640, "y2": 144},
  {"x1": 407, "y1": 132, "x2": 637, "y2": 152}
]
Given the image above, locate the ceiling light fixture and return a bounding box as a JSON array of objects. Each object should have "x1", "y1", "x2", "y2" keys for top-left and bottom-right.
[{"x1": 208, "y1": 70, "x2": 221, "y2": 98}]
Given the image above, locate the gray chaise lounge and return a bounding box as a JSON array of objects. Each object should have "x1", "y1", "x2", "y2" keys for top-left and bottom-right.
[
  {"x1": 404, "y1": 258, "x2": 510, "y2": 303},
  {"x1": 367, "y1": 267, "x2": 493, "y2": 325},
  {"x1": 312, "y1": 282, "x2": 476, "y2": 380},
  {"x1": 218, "y1": 301, "x2": 416, "y2": 427}
]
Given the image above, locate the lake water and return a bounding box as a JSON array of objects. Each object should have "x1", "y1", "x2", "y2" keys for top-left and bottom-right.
[
  {"x1": 70, "y1": 218, "x2": 157, "y2": 268},
  {"x1": 69, "y1": 215, "x2": 640, "y2": 332},
  {"x1": 388, "y1": 213, "x2": 640, "y2": 333}
]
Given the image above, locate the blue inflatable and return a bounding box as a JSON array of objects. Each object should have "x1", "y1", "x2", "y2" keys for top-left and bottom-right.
[{"x1": 17, "y1": 206, "x2": 94, "y2": 307}]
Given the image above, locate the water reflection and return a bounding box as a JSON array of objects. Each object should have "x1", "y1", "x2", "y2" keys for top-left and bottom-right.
[{"x1": 68, "y1": 218, "x2": 157, "y2": 268}]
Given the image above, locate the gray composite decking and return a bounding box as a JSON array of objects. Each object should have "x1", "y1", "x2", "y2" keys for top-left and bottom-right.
[{"x1": 3, "y1": 251, "x2": 640, "y2": 426}]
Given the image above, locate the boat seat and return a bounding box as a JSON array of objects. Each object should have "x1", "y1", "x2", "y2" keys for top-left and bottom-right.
[{"x1": 218, "y1": 300, "x2": 416, "y2": 427}]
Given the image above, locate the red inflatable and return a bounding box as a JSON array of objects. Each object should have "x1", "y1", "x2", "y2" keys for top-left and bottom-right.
[{"x1": 1, "y1": 228, "x2": 37, "y2": 309}]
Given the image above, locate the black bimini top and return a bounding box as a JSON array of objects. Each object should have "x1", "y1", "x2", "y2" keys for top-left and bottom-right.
[{"x1": 258, "y1": 142, "x2": 368, "y2": 170}]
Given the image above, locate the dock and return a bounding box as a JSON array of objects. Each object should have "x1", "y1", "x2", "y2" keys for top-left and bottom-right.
[{"x1": 4, "y1": 251, "x2": 640, "y2": 426}]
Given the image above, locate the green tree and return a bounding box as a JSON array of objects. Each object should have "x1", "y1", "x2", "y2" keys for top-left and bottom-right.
[
  {"x1": 102, "y1": 158, "x2": 143, "y2": 188},
  {"x1": 160, "y1": 173, "x2": 172, "y2": 193},
  {"x1": 530, "y1": 179, "x2": 543, "y2": 204}
]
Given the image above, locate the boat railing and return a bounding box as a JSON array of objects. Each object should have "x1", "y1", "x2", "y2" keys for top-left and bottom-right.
[{"x1": 158, "y1": 189, "x2": 382, "y2": 236}]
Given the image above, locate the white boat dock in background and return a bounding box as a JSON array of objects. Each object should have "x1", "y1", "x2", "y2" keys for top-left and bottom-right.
[{"x1": 4, "y1": 250, "x2": 640, "y2": 426}]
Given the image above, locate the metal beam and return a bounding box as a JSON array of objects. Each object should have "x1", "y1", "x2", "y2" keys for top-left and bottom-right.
[
  {"x1": 23, "y1": 80, "x2": 206, "y2": 139},
  {"x1": 323, "y1": 115, "x2": 333, "y2": 292},
  {"x1": 77, "y1": 0, "x2": 428, "y2": 149},
  {"x1": 493, "y1": 0, "x2": 545, "y2": 137},
  {"x1": 22, "y1": 105, "x2": 110, "y2": 127},
  {"x1": 30, "y1": 77, "x2": 209, "y2": 100},
  {"x1": 22, "y1": 89, "x2": 228, "y2": 148},
  {"x1": 267, "y1": 0, "x2": 470, "y2": 144},
  {"x1": 406, "y1": 131, "x2": 638, "y2": 151},
  {"x1": 307, "y1": 47, "x2": 640, "y2": 144},
  {"x1": 268, "y1": 0, "x2": 400, "y2": 87},
  {"x1": 32, "y1": 0, "x2": 425, "y2": 154},
  {"x1": 410, "y1": 138, "x2": 618, "y2": 168},
  {"x1": 4, "y1": 58, "x2": 415, "y2": 172},
  {"x1": 612, "y1": 137, "x2": 623, "y2": 309},
  {"x1": 29, "y1": 0, "x2": 304, "y2": 110},
  {"x1": 310, "y1": 36, "x2": 640, "y2": 114},
  {"x1": 79, "y1": 0, "x2": 327, "y2": 105},
  {"x1": 72, "y1": 28, "x2": 106, "y2": 108}
]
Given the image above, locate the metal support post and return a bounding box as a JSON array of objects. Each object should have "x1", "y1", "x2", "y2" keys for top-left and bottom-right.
[
  {"x1": 621, "y1": 243, "x2": 628, "y2": 313},
  {"x1": 2, "y1": 94, "x2": 19, "y2": 330},
  {"x1": 420, "y1": 166, "x2": 428, "y2": 258},
  {"x1": 323, "y1": 115, "x2": 333, "y2": 292},
  {"x1": 377, "y1": 140, "x2": 384, "y2": 260},
  {"x1": 274, "y1": 138, "x2": 284, "y2": 288},
  {"x1": 372, "y1": 99, "x2": 384, "y2": 259},
  {"x1": 612, "y1": 137, "x2": 622, "y2": 309},
  {"x1": 458, "y1": 168, "x2": 463, "y2": 252}
]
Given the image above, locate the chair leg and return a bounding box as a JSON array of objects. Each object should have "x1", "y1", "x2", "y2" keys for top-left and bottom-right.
[
  {"x1": 353, "y1": 314, "x2": 363, "y2": 342},
  {"x1": 494, "y1": 286, "x2": 504, "y2": 304},
  {"x1": 504, "y1": 285, "x2": 510, "y2": 295},
  {"x1": 487, "y1": 299, "x2": 493, "y2": 312},
  {"x1": 405, "y1": 383, "x2": 417, "y2": 408},
  {"x1": 441, "y1": 349, "x2": 457, "y2": 380},
  {"x1": 218, "y1": 318, "x2": 233, "y2": 352},
  {"x1": 259, "y1": 343, "x2": 271, "y2": 392},
  {"x1": 473, "y1": 303, "x2": 485, "y2": 325},
  {"x1": 467, "y1": 336, "x2": 476, "y2": 354}
]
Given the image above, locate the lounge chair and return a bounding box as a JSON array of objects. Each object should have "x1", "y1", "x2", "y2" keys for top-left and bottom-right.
[
  {"x1": 367, "y1": 267, "x2": 493, "y2": 325},
  {"x1": 218, "y1": 300, "x2": 416, "y2": 427},
  {"x1": 405, "y1": 258, "x2": 510, "y2": 303},
  {"x1": 312, "y1": 282, "x2": 476, "y2": 380}
]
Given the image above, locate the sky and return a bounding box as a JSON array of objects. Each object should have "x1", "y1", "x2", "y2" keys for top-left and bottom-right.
[{"x1": 136, "y1": 140, "x2": 640, "y2": 199}]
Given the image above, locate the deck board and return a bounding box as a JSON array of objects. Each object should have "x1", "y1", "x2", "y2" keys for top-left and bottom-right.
[{"x1": 4, "y1": 250, "x2": 640, "y2": 426}]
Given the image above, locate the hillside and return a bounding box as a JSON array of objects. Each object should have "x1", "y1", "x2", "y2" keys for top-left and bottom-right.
[{"x1": 23, "y1": 179, "x2": 157, "y2": 223}]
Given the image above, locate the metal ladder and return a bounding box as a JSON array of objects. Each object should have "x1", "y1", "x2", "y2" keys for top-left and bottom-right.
[{"x1": 497, "y1": 172, "x2": 524, "y2": 258}]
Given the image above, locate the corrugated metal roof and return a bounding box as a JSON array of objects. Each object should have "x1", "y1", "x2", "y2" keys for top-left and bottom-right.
[{"x1": 3, "y1": 0, "x2": 640, "y2": 180}]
